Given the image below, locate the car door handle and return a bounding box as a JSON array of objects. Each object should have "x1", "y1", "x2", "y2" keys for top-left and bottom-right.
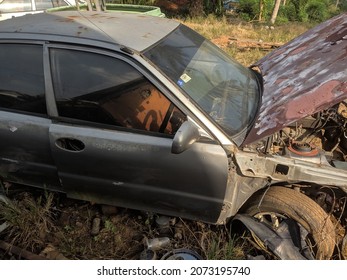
[{"x1": 55, "y1": 138, "x2": 85, "y2": 152}]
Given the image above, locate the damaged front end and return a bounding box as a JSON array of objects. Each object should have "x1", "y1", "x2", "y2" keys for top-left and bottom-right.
[
  {"x1": 227, "y1": 13, "x2": 347, "y2": 259},
  {"x1": 232, "y1": 101, "x2": 347, "y2": 259}
]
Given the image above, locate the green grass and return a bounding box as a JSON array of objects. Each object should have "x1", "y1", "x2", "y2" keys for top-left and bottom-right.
[{"x1": 172, "y1": 219, "x2": 250, "y2": 260}]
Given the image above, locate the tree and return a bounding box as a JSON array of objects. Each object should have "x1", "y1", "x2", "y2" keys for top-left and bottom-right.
[
  {"x1": 259, "y1": 0, "x2": 264, "y2": 21},
  {"x1": 270, "y1": 0, "x2": 281, "y2": 24},
  {"x1": 189, "y1": 0, "x2": 204, "y2": 17}
]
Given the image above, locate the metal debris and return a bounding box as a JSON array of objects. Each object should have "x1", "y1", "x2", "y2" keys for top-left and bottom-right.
[
  {"x1": 140, "y1": 249, "x2": 156, "y2": 260},
  {"x1": 234, "y1": 214, "x2": 308, "y2": 260},
  {"x1": 145, "y1": 237, "x2": 171, "y2": 251},
  {"x1": 161, "y1": 249, "x2": 202, "y2": 260},
  {"x1": 155, "y1": 215, "x2": 173, "y2": 234}
]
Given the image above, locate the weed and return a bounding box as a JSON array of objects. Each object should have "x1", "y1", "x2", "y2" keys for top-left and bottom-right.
[
  {"x1": 104, "y1": 220, "x2": 116, "y2": 233},
  {"x1": 173, "y1": 219, "x2": 250, "y2": 260},
  {"x1": 184, "y1": 16, "x2": 312, "y2": 66},
  {"x1": 204, "y1": 232, "x2": 247, "y2": 260},
  {"x1": 63, "y1": 225, "x2": 73, "y2": 232},
  {"x1": 0, "y1": 192, "x2": 55, "y2": 253}
]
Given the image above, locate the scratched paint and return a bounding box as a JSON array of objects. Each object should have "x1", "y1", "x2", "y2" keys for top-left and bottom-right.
[{"x1": 243, "y1": 13, "x2": 347, "y2": 145}]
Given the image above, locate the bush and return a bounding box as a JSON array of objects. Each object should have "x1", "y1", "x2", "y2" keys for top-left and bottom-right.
[
  {"x1": 204, "y1": 0, "x2": 224, "y2": 16},
  {"x1": 305, "y1": 0, "x2": 329, "y2": 22},
  {"x1": 238, "y1": 0, "x2": 259, "y2": 20},
  {"x1": 274, "y1": 14, "x2": 289, "y2": 24},
  {"x1": 341, "y1": 0, "x2": 347, "y2": 11},
  {"x1": 278, "y1": 2, "x2": 297, "y2": 22}
]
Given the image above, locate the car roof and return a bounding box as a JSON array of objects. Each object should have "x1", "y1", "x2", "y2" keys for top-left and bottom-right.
[{"x1": 0, "y1": 11, "x2": 180, "y2": 51}]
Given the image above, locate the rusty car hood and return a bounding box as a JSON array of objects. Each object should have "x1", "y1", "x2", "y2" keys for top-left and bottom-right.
[{"x1": 243, "y1": 13, "x2": 347, "y2": 145}]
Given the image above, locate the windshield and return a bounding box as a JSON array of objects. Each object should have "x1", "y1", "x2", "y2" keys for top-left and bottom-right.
[{"x1": 144, "y1": 24, "x2": 260, "y2": 145}]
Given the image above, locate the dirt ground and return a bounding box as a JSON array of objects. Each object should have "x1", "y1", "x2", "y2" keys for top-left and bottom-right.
[{"x1": 0, "y1": 187, "x2": 252, "y2": 260}]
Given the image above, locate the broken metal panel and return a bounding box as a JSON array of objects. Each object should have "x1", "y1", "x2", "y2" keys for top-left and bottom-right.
[
  {"x1": 244, "y1": 13, "x2": 347, "y2": 144},
  {"x1": 235, "y1": 150, "x2": 347, "y2": 189},
  {"x1": 217, "y1": 168, "x2": 269, "y2": 221},
  {"x1": 233, "y1": 214, "x2": 308, "y2": 260}
]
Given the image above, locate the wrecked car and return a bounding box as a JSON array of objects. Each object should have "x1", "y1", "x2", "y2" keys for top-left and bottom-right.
[{"x1": 0, "y1": 11, "x2": 346, "y2": 260}]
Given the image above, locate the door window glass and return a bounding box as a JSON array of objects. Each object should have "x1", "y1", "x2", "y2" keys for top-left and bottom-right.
[
  {"x1": 50, "y1": 49, "x2": 186, "y2": 135},
  {"x1": 0, "y1": 44, "x2": 46, "y2": 114}
]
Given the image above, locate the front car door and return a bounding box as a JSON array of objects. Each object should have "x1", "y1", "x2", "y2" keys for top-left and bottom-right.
[{"x1": 48, "y1": 46, "x2": 229, "y2": 223}]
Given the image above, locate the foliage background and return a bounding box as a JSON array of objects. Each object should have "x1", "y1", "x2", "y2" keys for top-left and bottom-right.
[{"x1": 109, "y1": 0, "x2": 347, "y2": 23}]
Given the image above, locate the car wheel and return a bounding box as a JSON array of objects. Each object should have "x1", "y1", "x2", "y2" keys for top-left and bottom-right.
[{"x1": 243, "y1": 186, "x2": 336, "y2": 259}]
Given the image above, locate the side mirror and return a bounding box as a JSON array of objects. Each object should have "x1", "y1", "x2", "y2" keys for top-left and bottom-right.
[{"x1": 171, "y1": 121, "x2": 200, "y2": 154}]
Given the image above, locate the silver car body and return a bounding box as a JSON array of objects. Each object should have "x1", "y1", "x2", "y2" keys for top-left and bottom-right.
[{"x1": 0, "y1": 12, "x2": 346, "y2": 225}]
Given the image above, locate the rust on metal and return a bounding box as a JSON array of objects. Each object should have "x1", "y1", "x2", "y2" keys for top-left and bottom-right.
[
  {"x1": 244, "y1": 13, "x2": 347, "y2": 144},
  {"x1": 287, "y1": 142, "x2": 319, "y2": 157}
]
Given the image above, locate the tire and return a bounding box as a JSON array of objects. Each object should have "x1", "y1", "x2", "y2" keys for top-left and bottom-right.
[{"x1": 243, "y1": 186, "x2": 336, "y2": 259}]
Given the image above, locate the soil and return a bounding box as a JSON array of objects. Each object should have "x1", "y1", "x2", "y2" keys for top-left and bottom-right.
[
  {"x1": 1, "y1": 183, "x2": 346, "y2": 260},
  {"x1": 0, "y1": 188, "x2": 249, "y2": 260}
]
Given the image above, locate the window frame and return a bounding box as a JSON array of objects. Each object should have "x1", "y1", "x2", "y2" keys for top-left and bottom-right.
[{"x1": 45, "y1": 43, "x2": 189, "y2": 138}]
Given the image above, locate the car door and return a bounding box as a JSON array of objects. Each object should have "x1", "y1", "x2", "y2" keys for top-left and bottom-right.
[
  {"x1": 0, "y1": 43, "x2": 61, "y2": 190},
  {"x1": 48, "y1": 46, "x2": 229, "y2": 223}
]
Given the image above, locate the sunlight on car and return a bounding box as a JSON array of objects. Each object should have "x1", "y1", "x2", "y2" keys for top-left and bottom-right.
[{"x1": 0, "y1": 11, "x2": 346, "y2": 260}]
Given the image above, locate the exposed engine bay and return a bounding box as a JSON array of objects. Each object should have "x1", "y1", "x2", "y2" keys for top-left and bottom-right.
[
  {"x1": 273, "y1": 101, "x2": 347, "y2": 163},
  {"x1": 247, "y1": 101, "x2": 346, "y2": 162}
]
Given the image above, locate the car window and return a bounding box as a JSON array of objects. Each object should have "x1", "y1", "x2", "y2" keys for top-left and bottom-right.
[
  {"x1": 35, "y1": 0, "x2": 68, "y2": 10},
  {"x1": 0, "y1": 44, "x2": 47, "y2": 115},
  {"x1": 50, "y1": 49, "x2": 186, "y2": 135},
  {"x1": 0, "y1": 0, "x2": 32, "y2": 13}
]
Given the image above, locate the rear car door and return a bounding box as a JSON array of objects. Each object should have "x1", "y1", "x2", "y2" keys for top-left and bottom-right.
[
  {"x1": 48, "y1": 46, "x2": 229, "y2": 223},
  {"x1": 0, "y1": 43, "x2": 61, "y2": 190}
]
